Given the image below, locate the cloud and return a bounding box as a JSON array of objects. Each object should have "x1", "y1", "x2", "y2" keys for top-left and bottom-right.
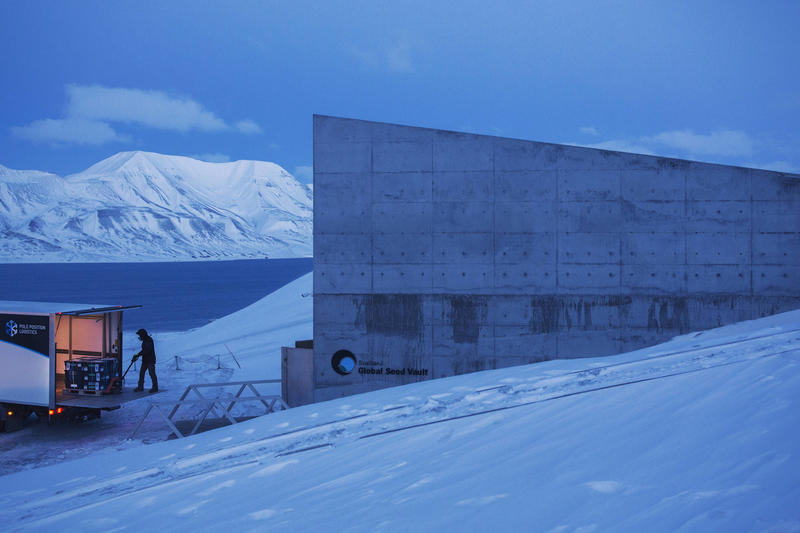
[
  {"x1": 750, "y1": 160, "x2": 800, "y2": 174},
  {"x1": 10, "y1": 118, "x2": 129, "y2": 145},
  {"x1": 579, "y1": 126, "x2": 599, "y2": 136},
  {"x1": 66, "y1": 84, "x2": 232, "y2": 132},
  {"x1": 351, "y1": 35, "x2": 418, "y2": 74},
  {"x1": 386, "y1": 38, "x2": 415, "y2": 73},
  {"x1": 575, "y1": 139, "x2": 656, "y2": 155},
  {"x1": 569, "y1": 128, "x2": 759, "y2": 162},
  {"x1": 293, "y1": 165, "x2": 313, "y2": 181},
  {"x1": 10, "y1": 84, "x2": 263, "y2": 146},
  {"x1": 235, "y1": 119, "x2": 262, "y2": 135},
  {"x1": 645, "y1": 129, "x2": 754, "y2": 157},
  {"x1": 191, "y1": 153, "x2": 231, "y2": 163}
]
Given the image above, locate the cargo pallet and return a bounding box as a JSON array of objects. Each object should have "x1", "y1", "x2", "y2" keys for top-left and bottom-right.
[{"x1": 63, "y1": 388, "x2": 117, "y2": 396}]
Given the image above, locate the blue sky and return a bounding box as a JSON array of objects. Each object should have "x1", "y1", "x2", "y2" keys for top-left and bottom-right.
[{"x1": 1, "y1": 1, "x2": 799, "y2": 182}]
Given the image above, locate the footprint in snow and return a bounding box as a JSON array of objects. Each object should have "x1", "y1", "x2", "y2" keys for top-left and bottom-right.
[
  {"x1": 177, "y1": 498, "x2": 212, "y2": 515},
  {"x1": 584, "y1": 480, "x2": 623, "y2": 494},
  {"x1": 455, "y1": 494, "x2": 508, "y2": 506},
  {"x1": 249, "y1": 459, "x2": 299, "y2": 478},
  {"x1": 249, "y1": 509, "x2": 276, "y2": 520},
  {"x1": 197, "y1": 479, "x2": 236, "y2": 497}
]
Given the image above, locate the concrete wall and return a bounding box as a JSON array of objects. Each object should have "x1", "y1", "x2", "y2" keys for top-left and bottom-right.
[{"x1": 313, "y1": 115, "x2": 800, "y2": 401}]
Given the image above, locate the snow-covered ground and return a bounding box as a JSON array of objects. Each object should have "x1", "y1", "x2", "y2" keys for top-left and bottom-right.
[{"x1": 0, "y1": 275, "x2": 798, "y2": 531}]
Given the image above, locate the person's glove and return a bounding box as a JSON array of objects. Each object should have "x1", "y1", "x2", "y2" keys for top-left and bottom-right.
[{"x1": 132, "y1": 353, "x2": 140, "y2": 362}]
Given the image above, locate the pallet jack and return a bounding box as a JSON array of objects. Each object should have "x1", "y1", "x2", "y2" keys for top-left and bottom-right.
[{"x1": 103, "y1": 358, "x2": 136, "y2": 394}]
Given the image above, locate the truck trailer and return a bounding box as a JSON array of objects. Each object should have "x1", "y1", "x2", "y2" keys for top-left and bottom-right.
[{"x1": 0, "y1": 301, "x2": 142, "y2": 431}]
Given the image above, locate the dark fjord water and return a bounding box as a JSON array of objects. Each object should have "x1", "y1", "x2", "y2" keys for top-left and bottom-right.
[{"x1": 0, "y1": 258, "x2": 313, "y2": 333}]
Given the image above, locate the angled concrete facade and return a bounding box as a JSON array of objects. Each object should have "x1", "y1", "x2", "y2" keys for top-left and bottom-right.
[{"x1": 313, "y1": 115, "x2": 800, "y2": 401}]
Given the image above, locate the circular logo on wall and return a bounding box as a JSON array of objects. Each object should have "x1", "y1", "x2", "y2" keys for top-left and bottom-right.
[
  {"x1": 331, "y1": 350, "x2": 357, "y2": 375},
  {"x1": 6, "y1": 320, "x2": 18, "y2": 337}
]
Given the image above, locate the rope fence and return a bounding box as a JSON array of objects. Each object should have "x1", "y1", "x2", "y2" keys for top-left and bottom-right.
[{"x1": 128, "y1": 352, "x2": 242, "y2": 373}]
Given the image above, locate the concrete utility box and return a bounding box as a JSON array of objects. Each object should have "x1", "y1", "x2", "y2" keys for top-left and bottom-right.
[
  {"x1": 281, "y1": 346, "x2": 314, "y2": 407},
  {"x1": 312, "y1": 115, "x2": 800, "y2": 402}
]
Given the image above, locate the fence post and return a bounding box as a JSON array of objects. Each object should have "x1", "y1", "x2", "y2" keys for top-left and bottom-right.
[{"x1": 175, "y1": 355, "x2": 180, "y2": 371}]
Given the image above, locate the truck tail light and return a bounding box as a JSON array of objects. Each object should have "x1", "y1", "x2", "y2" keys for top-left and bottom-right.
[
  {"x1": 56, "y1": 407, "x2": 64, "y2": 414},
  {"x1": 49, "y1": 409, "x2": 54, "y2": 416},
  {"x1": 6, "y1": 411, "x2": 12, "y2": 417}
]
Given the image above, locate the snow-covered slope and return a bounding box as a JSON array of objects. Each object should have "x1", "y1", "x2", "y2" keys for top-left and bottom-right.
[
  {"x1": 0, "y1": 152, "x2": 312, "y2": 262},
  {"x1": 0, "y1": 275, "x2": 798, "y2": 531}
]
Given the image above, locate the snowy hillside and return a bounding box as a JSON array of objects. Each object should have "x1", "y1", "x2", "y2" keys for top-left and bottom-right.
[
  {"x1": 0, "y1": 273, "x2": 798, "y2": 531},
  {"x1": 0, "y1": 152, "x2": 312, "y2": 262}
]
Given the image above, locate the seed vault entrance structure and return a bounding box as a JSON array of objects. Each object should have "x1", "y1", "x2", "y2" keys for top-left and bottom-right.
[{"x1": 311, "y1": 115, "x2": 800, "y2": 402}]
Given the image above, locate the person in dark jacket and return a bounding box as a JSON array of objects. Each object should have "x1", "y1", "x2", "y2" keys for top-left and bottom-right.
[{"x1": 133, "y1": 328, "x2": 158, "y2": 393}]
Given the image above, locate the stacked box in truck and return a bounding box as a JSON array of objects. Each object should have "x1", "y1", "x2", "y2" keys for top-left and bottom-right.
[{"x1": 65, "y1": 357, "x2": 121, "y2": 392}]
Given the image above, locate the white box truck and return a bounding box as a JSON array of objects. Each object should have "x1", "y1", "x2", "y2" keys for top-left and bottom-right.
[{"x1": 0, "y1": 301, "x2": 142, "y2": 431}]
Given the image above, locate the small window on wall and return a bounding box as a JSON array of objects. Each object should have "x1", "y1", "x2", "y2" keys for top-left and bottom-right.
[{"x1": 331, "y1": 350, "x2": 357, "y2": 375}]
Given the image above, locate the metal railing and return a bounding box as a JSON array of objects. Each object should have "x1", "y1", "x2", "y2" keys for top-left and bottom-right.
[{"x1": 128, "y1": 379, "x2": 288, "y2": 440}]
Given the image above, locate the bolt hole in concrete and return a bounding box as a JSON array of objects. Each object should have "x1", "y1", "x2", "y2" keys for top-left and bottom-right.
[{"x1": 331, "y1": 350, "x2": 357, "y2": 375}]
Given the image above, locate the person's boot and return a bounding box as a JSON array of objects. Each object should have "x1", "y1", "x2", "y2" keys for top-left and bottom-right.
[
  {"x1": 134, "y1": 385, "x2": 144, "y2": 392},
  {"x1": 149, "y1": 387, "x2": 158, "y2": 393}
]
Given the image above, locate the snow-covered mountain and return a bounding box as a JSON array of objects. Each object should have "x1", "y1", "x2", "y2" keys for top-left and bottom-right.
[{"x1": 0, "y1": 152, "x2": 313, "y2": 262}]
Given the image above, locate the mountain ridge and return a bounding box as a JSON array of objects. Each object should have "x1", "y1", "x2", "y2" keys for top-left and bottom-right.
[{"x1": 0, "y1": 151, "x2": 312, "y2": 262}]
